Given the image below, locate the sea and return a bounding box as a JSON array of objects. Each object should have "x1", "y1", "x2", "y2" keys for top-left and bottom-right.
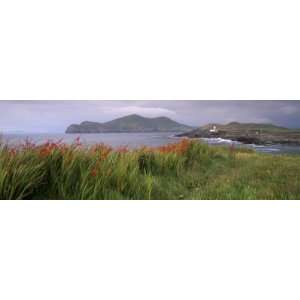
[{"x1": 2, "y1": 132, "x2": 300, "y2": 155}]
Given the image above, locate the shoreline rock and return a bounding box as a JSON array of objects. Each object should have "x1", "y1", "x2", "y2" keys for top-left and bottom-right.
[{"x1": 176, "y1": 123, "x2": 300, "y2": 146}]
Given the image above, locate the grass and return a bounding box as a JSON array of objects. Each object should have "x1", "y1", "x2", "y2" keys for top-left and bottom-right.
[{"x1": 0, "y1": 138, "x2": 300, "y2": 199}]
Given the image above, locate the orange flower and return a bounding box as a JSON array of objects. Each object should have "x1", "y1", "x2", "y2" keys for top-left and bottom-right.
[
  {"x1": 91, "y1": 168, "x2": 97, "y2": 177},
  {"x1": 93, "y1": 143, "x2": 112, "y2": 160},
  {"x1": 116, "y1": 145, "x2": 129, "y2": 154},
  {"x1": 155, "y1": 139, "x2": 191, "y2": 154},
  {"x1": 39, "y1": 147, "x2": 51, "y2": 157},
  {"x1": 9, "y1": 148, "x2": 17, "y2": 157}
]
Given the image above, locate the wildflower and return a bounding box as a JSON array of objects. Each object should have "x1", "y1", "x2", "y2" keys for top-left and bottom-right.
[
  {"x1": 94, "y1": 143, "x2": 112, "y2": 160},
  {"x1": 9, "y1": 148, "x2": 17, "y2": 157},
  {"x1": 39, "y1": 147, "x2": 51, "y2": 157},
  {"x1": 116, "y1": 145, "x2": 129, "y2": 154},
  {"x1": 59, "y1": 144, "x2": 68, "y2": 155},
  {"x1": 91, "y1": 168, "x2": 97, "y2": 177},
  {"x1": 155, "y1": 139, "x2": 191, "y2": 154}
]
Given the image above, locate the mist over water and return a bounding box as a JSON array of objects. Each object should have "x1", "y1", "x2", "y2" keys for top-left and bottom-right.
[{"x1": 2, "y1": 132, "x2": 300, "y2": 155}]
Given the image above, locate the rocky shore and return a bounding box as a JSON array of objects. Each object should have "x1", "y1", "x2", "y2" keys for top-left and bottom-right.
[{"x1": 176, "y1": 122, "x2": 300, "y2": 145}]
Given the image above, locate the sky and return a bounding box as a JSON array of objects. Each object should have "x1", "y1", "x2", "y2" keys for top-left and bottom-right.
[{"x1": 0, "y1": 100, "x2": 300, "y2": 133}]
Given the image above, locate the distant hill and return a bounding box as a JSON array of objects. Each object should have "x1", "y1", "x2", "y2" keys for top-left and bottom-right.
[
  {"x1": 177, "y1": 122, "x2": 300, "y2": 145},
  {"x1": 66, "y1": 114, "x2": 193, "y2": 133},
  {"x1": 200, "y1": 122, "x2": 289, "y2": 132}
]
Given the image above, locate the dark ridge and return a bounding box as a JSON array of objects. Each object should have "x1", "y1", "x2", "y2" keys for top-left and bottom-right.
[{"x1": 66, "y1": 114, "x2": 193, "y2": 133}]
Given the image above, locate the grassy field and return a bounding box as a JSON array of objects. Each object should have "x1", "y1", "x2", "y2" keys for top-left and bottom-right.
[{"x1": 0, "y1": 138, "x2": 299, "y2": 200}]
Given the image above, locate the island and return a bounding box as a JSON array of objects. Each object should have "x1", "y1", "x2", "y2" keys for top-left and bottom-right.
[
  {"x1": 176, "y1": 122, "x2": 300, "y2": 145},
  {"x1": 66, "y1": 114, "x2": 193, "y2": 133}
]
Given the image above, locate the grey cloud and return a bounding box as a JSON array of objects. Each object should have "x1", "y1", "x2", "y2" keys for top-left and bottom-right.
[{"x1": 0, "y1": 100, "x2": 299, "y2": 133}]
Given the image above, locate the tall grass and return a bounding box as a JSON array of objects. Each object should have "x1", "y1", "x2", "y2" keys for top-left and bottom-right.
[{"x1": 0, "y1": 138, "x2": 299, "y2": 199}]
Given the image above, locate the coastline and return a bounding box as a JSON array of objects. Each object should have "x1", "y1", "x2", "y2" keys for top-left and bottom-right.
[{"x1": 2, "y1": 132, "x2": 300, "y2": 155}]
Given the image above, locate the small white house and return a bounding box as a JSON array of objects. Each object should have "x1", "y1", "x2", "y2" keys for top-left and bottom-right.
[{"x1": 210, "y1": 125, "x2": 217, "y2": 133}]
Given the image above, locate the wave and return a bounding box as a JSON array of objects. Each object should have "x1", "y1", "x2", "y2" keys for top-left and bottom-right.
[
  {"x1": 259, "y1": 148, "x2": 280, "y2": 152},
  {"x1": 168, "y1": 134, "x2": 182, "y2": 139},
  {"x1": 200, "y1": 137, "x2": 241, "y2": 144}
]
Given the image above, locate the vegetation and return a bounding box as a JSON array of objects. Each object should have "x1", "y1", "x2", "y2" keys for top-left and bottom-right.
[
  {"x1": 201, "y1": 122, "x2": 290, "y2": 132},
  {"x1": 66, "y1": 114, "x2": 192, "y2": 133},
  {"x1": 0, "y1": 138, "x2": 299, "y2": 200},
  {"x1": 179, "y1": 122, "x2": 300, "y2": 145}
]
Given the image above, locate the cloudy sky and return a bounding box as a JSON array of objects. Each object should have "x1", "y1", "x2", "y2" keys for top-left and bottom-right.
[{"x1": 0, "y1": 100, "x2": 299, "y2": 133}]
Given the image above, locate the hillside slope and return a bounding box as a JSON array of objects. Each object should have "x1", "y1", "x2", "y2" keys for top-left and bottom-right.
[
  {"x1": 177, "y1": 122, "x2": 300, "y2": 145},
  {"x1": 66, "y1": 114, "x2": 192, "y2": 133}
]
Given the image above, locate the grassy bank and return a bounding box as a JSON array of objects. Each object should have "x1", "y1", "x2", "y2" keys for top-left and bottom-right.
[{"x1": 0, "y1": 138, "x2": 299, "y2": 199}]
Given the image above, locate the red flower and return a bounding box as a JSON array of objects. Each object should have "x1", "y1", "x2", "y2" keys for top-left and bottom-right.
[
  {"x1": 9, "y1": 148, "x2": 17, "y2": 157},
  {"x1": 39, "y1": 147, "x2": 51, "y2": 157},
  {"x1": 155, "y1": 139, "x2": 191, "y2": 154},
  {"x1": 91, "y1": 168, "x2": 97, "y2": 177},
  {"x1": 116, "y1": 145, "x2": 129, "y2": 154}
]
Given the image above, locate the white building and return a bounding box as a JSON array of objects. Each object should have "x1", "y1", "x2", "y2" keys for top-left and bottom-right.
[{"x1": 209, "y1": 125, "x2": 217, "y2": 133}]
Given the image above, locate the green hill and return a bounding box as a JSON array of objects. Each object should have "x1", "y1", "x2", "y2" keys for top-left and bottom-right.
[
  {"x1": 201, "y1": 122, "x2": 289, "y2": 132},
  {"x1": 178, "y1": 122, "x2": 300, "y2": 145},
  {"x1": 66, "y1": 114, "x2": 193, "y2": 133}
]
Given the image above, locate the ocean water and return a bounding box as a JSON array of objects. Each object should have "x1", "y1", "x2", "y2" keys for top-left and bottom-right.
[{"x1": 2, "y1": 132, "x2": 300, "y2": 155}]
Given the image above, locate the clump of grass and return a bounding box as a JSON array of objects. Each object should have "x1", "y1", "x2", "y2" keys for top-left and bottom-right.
[
  {"x1": 0, "y1": 137, "x2": 299, "y2": 200},
  {"x1": 0, "y1": 147, "x2": 45, "y2": 199}
]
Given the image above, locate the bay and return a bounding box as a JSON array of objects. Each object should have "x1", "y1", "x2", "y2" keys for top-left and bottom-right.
[{"x1": 2, "y1": 132, "x2": 300, "y2": 155}]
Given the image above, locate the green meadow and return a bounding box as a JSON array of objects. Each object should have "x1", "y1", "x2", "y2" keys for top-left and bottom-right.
[{"x1": 0, "y1": 139, "x2": 299, "y2": 200}]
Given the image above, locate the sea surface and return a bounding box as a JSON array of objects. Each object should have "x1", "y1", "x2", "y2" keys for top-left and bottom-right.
[{"x1": 2, "y1": 132, "x2": 300, "y2": 155}]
